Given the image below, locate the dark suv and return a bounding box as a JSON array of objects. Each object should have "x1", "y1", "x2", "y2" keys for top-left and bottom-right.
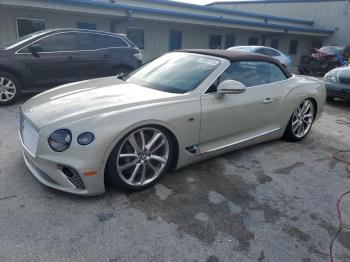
[{"x1": 0, "y1": 29, "x2": 142, "y2": 105}]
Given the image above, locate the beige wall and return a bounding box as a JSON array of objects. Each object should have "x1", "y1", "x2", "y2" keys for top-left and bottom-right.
[
  {"x1": 0, "y1": 6, "x2": 317, "y2": 65},
  {"x1": 211, "y1": 1, "x2": 350, "y2": 46}
]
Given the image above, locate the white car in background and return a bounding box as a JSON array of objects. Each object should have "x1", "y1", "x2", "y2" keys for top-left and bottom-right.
[{"x1": 227, "y1": 46, "x2": 293, "y2": 71}]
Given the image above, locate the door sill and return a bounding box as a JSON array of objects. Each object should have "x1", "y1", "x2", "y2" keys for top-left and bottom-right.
[{"x1": 199, "y1": 127, "x2": 281, "y2": 155}]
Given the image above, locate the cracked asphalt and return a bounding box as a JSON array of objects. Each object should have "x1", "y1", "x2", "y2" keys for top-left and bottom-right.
[{"x1": 0, "y1": 97, "x2": 350, "y2": 262}]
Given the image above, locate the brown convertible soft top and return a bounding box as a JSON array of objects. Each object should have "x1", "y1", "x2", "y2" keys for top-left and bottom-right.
[{"x1": 179, "y1": 49, "x2": 292, "y2": 78}]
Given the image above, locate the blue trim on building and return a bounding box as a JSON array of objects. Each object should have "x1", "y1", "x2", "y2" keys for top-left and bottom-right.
[
  {"x1": 142, "y1": 0, "x2": 314, "y2": 25},
  {"x1": 208, "y1": 0, "x2": 347, "y2": 5},
  {"x1": 49, "y1": 0, "x2": 334, "y2": 35}
]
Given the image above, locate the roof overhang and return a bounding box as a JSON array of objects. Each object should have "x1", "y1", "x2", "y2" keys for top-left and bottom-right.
[{"x1": 0, "y1": 0, "x2": 334, "y2": 37}]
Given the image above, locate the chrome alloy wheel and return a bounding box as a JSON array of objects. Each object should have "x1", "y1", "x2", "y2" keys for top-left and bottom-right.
[
  {"x1": 116, "y1": 127, "x2": 170, "y2": 187},
  {"x1": 0, "y1": 77, "x2": 16, "y2": 102},
  {"x1": 291, "y1": 100, "x2": 315, "y2": 138}
]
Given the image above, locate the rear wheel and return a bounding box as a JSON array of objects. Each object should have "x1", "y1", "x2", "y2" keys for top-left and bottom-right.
[
  {"x1": 106, "y1": 126, "x2": 173, "y2": 191},
  {"x1": 0, "y1": 71, "x2": 21, "y2": 106},
  {"x1": 283, "y1": 99, "x2": 315, "y2": 142}
]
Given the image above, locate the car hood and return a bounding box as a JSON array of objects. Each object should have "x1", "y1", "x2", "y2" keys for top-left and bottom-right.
[{"x1": 21, "y1": 77, "x2": 181, "y2": 129}]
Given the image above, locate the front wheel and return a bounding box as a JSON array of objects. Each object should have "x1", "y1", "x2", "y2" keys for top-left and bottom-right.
[
  {"x1": 0, "y1": 72, "x2": 21, "y2": 106},
  {"x1": 106, "y1": 126, "x2": 173, "y2": 191},
  {"x1": 283, "y1": 99, "x2": 315, "y2": 142}
]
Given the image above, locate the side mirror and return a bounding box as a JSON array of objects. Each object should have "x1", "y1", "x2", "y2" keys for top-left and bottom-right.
[
  {"x1": 29, "y1": 44, "x2": 42, "y2": 56},
  {"x1": 216, "y1": 80, "x2": 247, "y2": 98}
]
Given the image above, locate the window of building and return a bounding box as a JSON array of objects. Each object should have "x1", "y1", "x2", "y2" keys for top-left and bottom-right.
[
  {"x1": 271, "y1": 38, "x2": 279, "y2": 49},
  {"x1": 126, "y1": 27, "x2": 144, "y2": 50},
  {"x1": 16, "y1": 18, "x2": 46, "y2": 38},
  {"x1": 225, "y1": 35, "x2": 236, "y2": 49},
  {"x1": 34, "y1": 33, "x2": 77, "y2": 52},
  {"x1": 169, "y1": 30, "x2": 182, "y2": 51},
  {"x1": 77, "y1": 22, "x2": 97, "y2": 30},
  {"x1": 209, "y1": 35, "x2": 222, "y2": 49},
  {"x1": 248, "y1": 37, "x2": 259, "y2": 45},
  {"x1": 312, "y1": 40, "x2": 323, "y2": 49},
  {"x1": 289, "y1": 40, "x2": 298, "y2": 55}
]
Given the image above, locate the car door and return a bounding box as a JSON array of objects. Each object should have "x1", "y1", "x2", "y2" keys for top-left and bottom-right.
[
  {"x1": 23, "y1": 32, "x2": 79, "y2": 89},
  {"x1": 199, "y1": 61, "x2": 285, "y2": 153}
]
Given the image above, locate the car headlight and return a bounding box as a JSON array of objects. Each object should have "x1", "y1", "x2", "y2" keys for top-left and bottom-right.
[
  {"x1": 48, "y1": 129, "x2": 72, "y2": 152},
  {"x1": 324, "y1": 73, "x2": 338, "y2": 83},
  {"x1": 77, "y1": 132, "x2": 95, "y2": 145}
]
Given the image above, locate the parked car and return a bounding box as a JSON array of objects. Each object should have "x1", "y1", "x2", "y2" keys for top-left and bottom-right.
[
  {"x1": 227, "y1": 46, "x2": 292, "y2": 70},
  {"x1": 324, "y1": 64, "x2": 350, "y2": 101},
  {"x1": 298, "y1": 46, "x2": 344, "y2": 76},
  {"x1": 19, "y1": 49, "x2": 325, "y2": 195},
  {"x1": 0, "y1": 29, "x2": 142, "y2": 105}
]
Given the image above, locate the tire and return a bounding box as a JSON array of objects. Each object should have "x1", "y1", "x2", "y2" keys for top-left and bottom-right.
[
  {"x1": 283, "y1": 99, "x2": 316, "y2": 142},
  {"x1": 0, "y1": 71, "x2": 21, "y2": 106},
  {"x1": 326, "y1": 96, "x2": 335, "y2": 102},
  {"x1": 106, "y1": 126, "x2": 174, "y2": 191}
]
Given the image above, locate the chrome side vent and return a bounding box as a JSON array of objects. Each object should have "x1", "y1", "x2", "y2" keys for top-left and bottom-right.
[{"x1": 185, "y1": 144, "x2": 200, "y2": 155}]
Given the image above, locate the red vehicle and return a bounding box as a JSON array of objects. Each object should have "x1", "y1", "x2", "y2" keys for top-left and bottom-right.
[{"x1": 298, "y1": 46, "x2": 344, "y2": 76}]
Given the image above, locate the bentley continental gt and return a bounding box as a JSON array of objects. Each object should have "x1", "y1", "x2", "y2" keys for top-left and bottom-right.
[{"x1": 19, "y1": 50, "x2": 326, "y2": 195}]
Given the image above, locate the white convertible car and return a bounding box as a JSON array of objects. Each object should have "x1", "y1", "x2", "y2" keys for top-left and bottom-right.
[{"x1": 19, "y1": 50, "x2": 326, "y2": 195}]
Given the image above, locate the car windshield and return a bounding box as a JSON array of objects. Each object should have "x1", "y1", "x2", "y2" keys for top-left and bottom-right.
[
  {"x1": 319, "y1": 46, "x2": 344, "y2": 55},
  {"x1": 125, "y1": 52, "x2": 220, "y2": 94},
  {"x1": 227, "y1": 46, "x2": 256, "y2": 52},
  {"x1": 0, "y1": 30, "x2": 48, "y2": 50}
]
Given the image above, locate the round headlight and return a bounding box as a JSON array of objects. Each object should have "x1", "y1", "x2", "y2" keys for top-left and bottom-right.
[
  {"x1": 77, "y1": 132, "x2": 95, "y2": 145},
  {"x1": 48, "y1": 129, "x2": 72, "y2": 152}
]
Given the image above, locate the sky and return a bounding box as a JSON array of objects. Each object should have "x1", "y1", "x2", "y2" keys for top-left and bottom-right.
[{"x1": 171, "y1": 0, "x2": 235, "y2": 5}]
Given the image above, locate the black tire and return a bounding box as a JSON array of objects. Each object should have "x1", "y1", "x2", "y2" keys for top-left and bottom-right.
[
  {"x1": 0, "y1": 71, "x2": 21, "y2": 106},
  {"x1": 106, "y1": 125, "x2": 174, "y2": 191},
  {"x1": 283, "y1": 99, "x2": 316, "y2": 142},
  {"x1": 326, "y1": 96, "x2": 335, "y2": 102}
]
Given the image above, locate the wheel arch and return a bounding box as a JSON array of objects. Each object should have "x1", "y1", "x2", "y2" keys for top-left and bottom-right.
[
  {"x1": 101, "y1": 120, "x2": 181, "y2": 178},
  {"x1": 307, "y1": 97, "x2": 318, "y2": 119},
  {"x1": 0, "y1": 66, "x2": 24, "y2": 88}
]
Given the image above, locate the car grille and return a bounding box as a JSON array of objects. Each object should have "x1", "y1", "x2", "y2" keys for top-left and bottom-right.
[
  {"x1": 339, "y1": 77, "x2": 350, "y2": 85},
  {"x1": 19, "y1": 113, "x2": 39, "y2": 156}
]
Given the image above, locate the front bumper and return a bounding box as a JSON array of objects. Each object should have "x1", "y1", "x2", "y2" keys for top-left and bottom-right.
[
  {"x1": 19, "y1": 115, "x2": 106, "y2": 196},
  {"x1": 22, "y1": 150, "x2": 105, "y2": 196},
  {"x1": 325, "y1": 82, "x2": 350, "y2": 100}
]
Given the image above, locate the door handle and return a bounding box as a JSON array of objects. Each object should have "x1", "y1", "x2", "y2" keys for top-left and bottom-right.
[
  {"x1": 103, "y1": 54, "x2": 112, "y2": 59},
  {"x1": 66, "y1": 55, "x2": 74, "y2": 61},
  {"x1": 263, "y1": 97, "x2": 274, "y2": 104}
]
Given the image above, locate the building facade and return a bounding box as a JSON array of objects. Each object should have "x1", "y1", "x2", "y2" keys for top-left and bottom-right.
[
  {"x1": 209, "y1": 0, "x2": 350, "y2": 48},
  {"x1": 0, "y1": 0, "x2": 342, "y2": 65}
]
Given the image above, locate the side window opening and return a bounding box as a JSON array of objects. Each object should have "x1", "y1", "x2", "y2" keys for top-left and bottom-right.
[
  {"x1": 206, "y1": 61, "x2": 287, "y2": 93},
  {"x1": 32, "y1": 33, "x2": 77, "y2": 52}
]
